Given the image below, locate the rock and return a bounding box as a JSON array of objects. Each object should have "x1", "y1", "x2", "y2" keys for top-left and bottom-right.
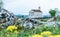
[
  {"x1": 0, "y1": 8, "x2": 17, "y2": 28},
  {"x1": 23, "y1": 21, "x2": 35, "y2": 29}
]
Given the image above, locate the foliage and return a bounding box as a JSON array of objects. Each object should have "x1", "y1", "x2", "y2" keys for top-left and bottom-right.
[
  {"x1": 49, "y1": 9, "x2": 56, "y2": 17},
  {"x1": 0, "y1": 25, "x2": 60, "y2": 37}
]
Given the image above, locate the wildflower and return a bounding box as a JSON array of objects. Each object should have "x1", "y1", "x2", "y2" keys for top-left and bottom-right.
[
  {"x1": 32, "y1": 34, "x2": 43, "y2": 37},
  {"x1": 41, "y1": 31, "x2": 52, "y2": 35},
  {"x1": 14, "y1": 30, "x2": 18, "y2": 34},
  {"x1": 29, "y1": 36, "x2": 32, "y2": 37},
  {"x1": 55, "y1": 35, "x2": 60, "y2": 37},
  {"x1": 48, "y1": 35, "x2": 54, "y2": 37},
  {"x1": 6, "y1": 25, "x2": 17, "y2": 32}
]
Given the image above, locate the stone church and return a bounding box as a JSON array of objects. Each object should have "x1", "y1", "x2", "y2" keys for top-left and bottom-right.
[{"x1": 29, "y1": 7, "x2": 43, "y2": 18}]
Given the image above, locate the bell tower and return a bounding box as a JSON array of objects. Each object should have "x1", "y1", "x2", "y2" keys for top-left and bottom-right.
[{"x1": 38, "y1": 6, "x2": 40, "y2": 10}]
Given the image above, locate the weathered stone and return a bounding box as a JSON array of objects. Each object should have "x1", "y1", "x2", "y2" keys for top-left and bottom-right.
[{"x1": 0, "y1": 8, "x2": 17, "y2": 28}]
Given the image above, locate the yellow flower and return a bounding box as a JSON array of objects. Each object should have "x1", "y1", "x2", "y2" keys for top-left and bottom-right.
[
  {"x1": 7, "y1": 25, "x2": 17, "y2": 32},
  {"x1": 14, "y1": 30, "x2": 18, "y2": 34},
  {"x1": 55, "y1": 35, "x2": 60, "y2": 37},
  {"x1": 41, "y1": 31, "x2": 52, "y2": 35},
  {"x1": 32, "y1": 34, "x2": 43, "y2": 37},
  {"x1": 29, "y1": 36, "x2": 32, "y2": 37},
  {"x1": 48, "y1": 35, "x2": 54, "y2": 37}
]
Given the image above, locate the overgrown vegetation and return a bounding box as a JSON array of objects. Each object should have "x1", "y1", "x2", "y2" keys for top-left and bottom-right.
[{"x1": 0, "y1": 25, "x2": 60, "y2": 37}]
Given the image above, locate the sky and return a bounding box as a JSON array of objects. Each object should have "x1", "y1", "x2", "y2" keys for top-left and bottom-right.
[{"x1": 2, "y1": 0, "x2": 60, "y2": 15}]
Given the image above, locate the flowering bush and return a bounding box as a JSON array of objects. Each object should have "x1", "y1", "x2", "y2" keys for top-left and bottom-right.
[
  {"x1": 29, "y1": 32, "x2": 60, "y2": 37},
  {"x1": 14, "y1": 30, "x2": 18, "y2": 34},
  {"x1": 48, "y1": 35, "x2": 54, "y2": 37},
  {"x1": 28, "y1": 25, "x2": 60, "y2": 37},
  {"x1": 41, "y1": 31, "x2": 52, "y2": 35},
  {"x1": 6, "y1": 25, "x2": 17, "y2": 32},
  {"x1": 55, "y1": 35, "x2": 60, "y2": 37},
  {"x1": 32, "y1": 34, "x2": 43, "y2": 37}
]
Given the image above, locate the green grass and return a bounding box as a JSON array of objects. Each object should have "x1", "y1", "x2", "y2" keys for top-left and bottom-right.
[{"x1": 0, "y1": 25, "x2": 60, "y2": 37}]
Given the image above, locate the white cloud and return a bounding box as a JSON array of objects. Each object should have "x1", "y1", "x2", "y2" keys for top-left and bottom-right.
[{"x1": 3, "y1": 0, "x2": 60, "y2": 15}]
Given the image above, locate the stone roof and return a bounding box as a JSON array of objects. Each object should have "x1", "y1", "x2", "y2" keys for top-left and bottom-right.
[
  {"x1": 31, "y1": 9, "x2": 42, "y2": 12},
  {"x1": 30, "y1": 7, "x2": 42, "y2": 12}
]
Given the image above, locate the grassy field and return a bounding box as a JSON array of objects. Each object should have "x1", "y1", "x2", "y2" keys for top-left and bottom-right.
[{"x1": 0, "y1": 25, "x2": 60, "y2": 37}]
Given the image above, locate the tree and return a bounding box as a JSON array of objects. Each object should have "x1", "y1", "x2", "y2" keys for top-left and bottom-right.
[
  {"x1": 0, "y1": 0, "x2": 3, "y2": 12},
  {"x1": 49, "y1": 9, "x2": 56, "y2": 17},
  {"x1": 0, "y1": 0, "x2": 3, "y2": 6}
]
